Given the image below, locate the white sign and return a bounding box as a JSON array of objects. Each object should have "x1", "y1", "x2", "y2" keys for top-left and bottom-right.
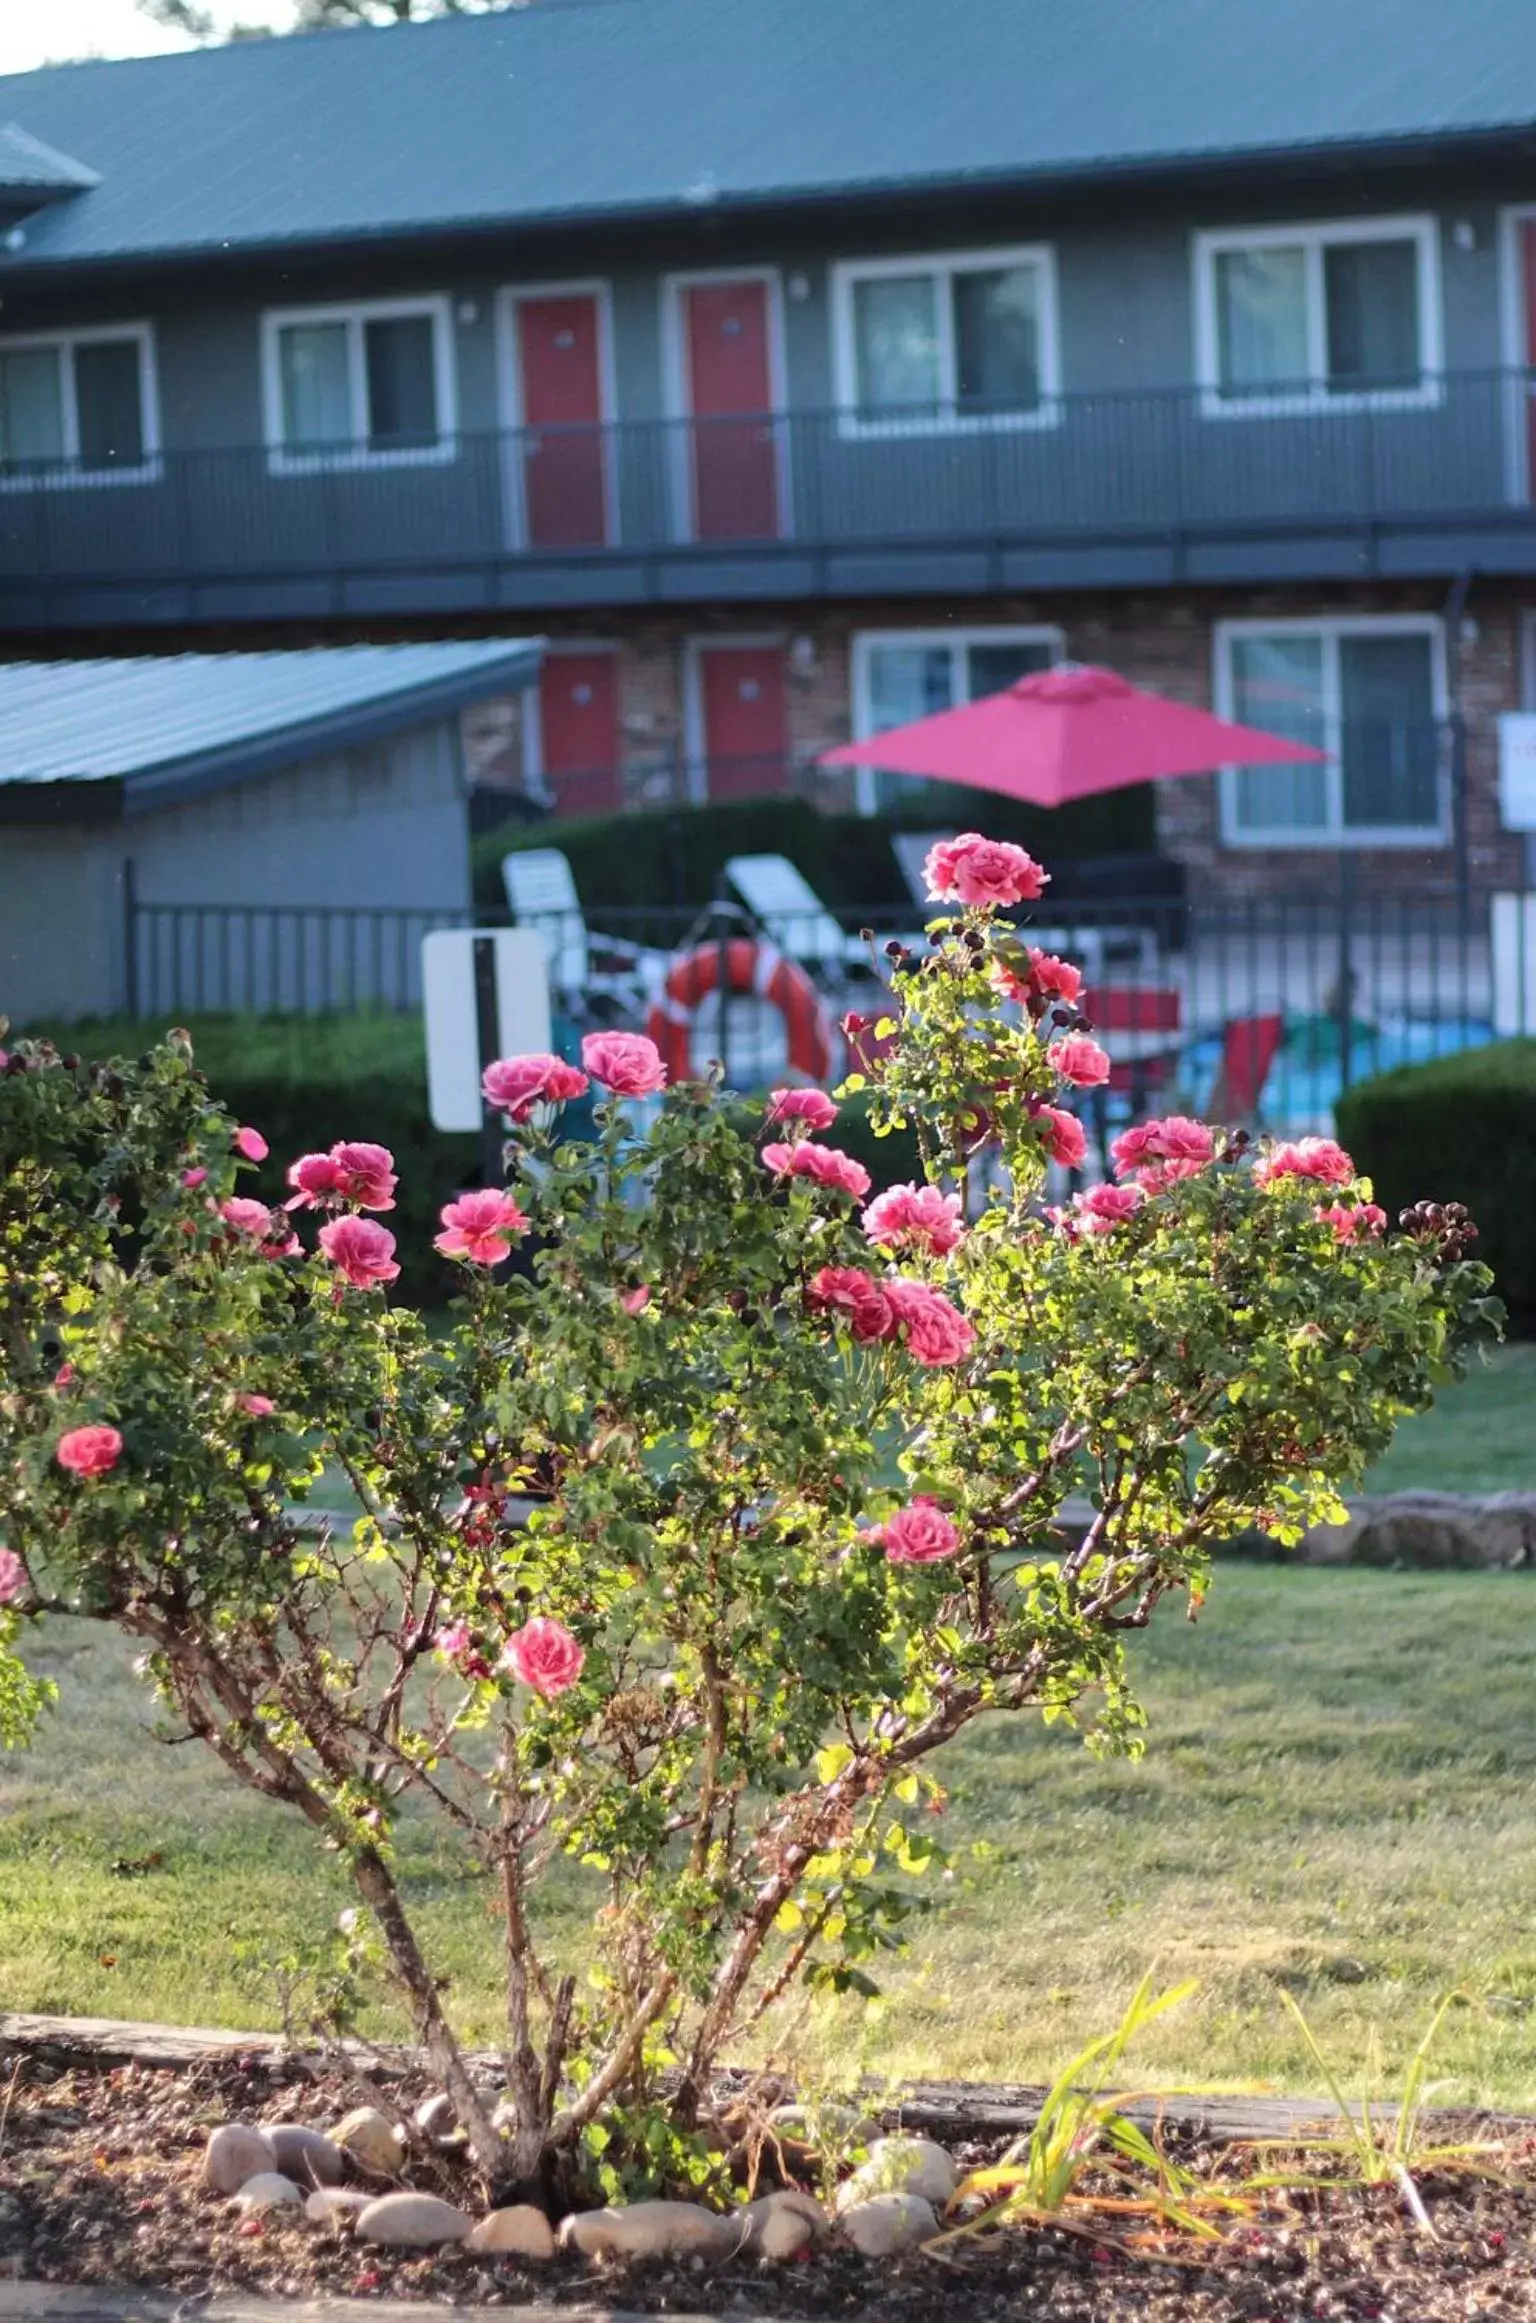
[
  {"x1": 1498, "y1": 713, "x2": 1536, "y2": 832},
  {"x1": 422, "y1": 928, "x2": 552, "y2": 1132}
]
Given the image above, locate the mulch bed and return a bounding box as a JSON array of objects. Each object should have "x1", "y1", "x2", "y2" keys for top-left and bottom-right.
[{"x1": 0, "y1": 2048, "x2": 1532, "y2": 2322}]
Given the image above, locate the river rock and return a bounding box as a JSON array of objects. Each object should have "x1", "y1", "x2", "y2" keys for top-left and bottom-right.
[
  {"x1": 834, "y1": 2134, "x2": 956, "y2": 2211},
  {"x1": 355, "y1": 2192, "x2": 472, "y2": 2249},
  {"x1": 305, "y1": 2187, "x2": 373, "y2": 2225},
  {"x1": 234, "y1": 2172, "x2": 304, "y2": 2212},
  {"x1": 769, "y1": 2101, "x2": 879, "y2": 2147},
  {"x1": 413, "y1": 2092, "x2": 460, "y2": 2145},
  {"x1": 202, "y1": 2123, "x2": 277, "y2": 2194},
  {"x1": 839, "y1": 2192, "x2": 938, "y2": 2257},
  {"x1": 465, "y1": 2204, "x2": 556, "y2": 2259},
  {"x1": 333, "y1": 2105, "x2": 404, "y2": 2177},
  {"x1": 742, "y1": 2188, "x2": 828, "y2": 2259},
  {"x1": 560, "y1": 2200, "x2": 745, "y2": 2262},
  {"x1": 264, "y1": 2124, "x2": 344, "y2": 2187}
]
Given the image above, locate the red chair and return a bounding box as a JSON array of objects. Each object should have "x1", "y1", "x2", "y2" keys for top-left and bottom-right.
[{"x1": 1211, "y1": 1012, "x2": 1285, "y2": 1124}]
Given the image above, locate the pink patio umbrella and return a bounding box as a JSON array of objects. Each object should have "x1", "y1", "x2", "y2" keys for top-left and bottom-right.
[{"x1": 819, "y1": 662, "x2": 1327, "y2": 806}]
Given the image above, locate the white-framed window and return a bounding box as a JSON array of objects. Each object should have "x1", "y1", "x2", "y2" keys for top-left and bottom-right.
[
  {"x1": 850, "y1": 625, "x2": 1063, "y2": 814},
  {"x1": 260, "y1": 297, "x2": 456, "y2": 470},
  {"x1": 831, "y1": 246, "x2": 1061, "y2": 437},
  {"x1": 1214, "y1": 615, "x2": 1447, "y2": 848},
  {"x1": 1193, "y1": 217, "x2": 1443, "y2": 415},
  {"x1": 0, "y1": 324, "x2": 159, "y2": 486}
]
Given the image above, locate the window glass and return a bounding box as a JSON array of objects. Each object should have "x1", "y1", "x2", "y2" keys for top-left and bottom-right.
[
  {"x1": 1214, "y1": 246, "x2": 1308, "y2": 394},
  {"x1": 75, "y1": 338, "x2": 144, "y2": 468},
  {"x1": 0, "y1": 345, "x2": 65, "y2": 467},
  {"x1": 864, "y1": 636, "x2": 1055, "y2": 810},
  {"x1": 1228, "y1": 633, "x2": 1329, "y2": 832},
  {"x1": 1339, "y1": 632, "x2": 1437, "y2": 827},
  {"x1": 364, "y1": 314, "x2": 438, "y2": 447},
  {"x1": 851, "y1": 274, "x2": 941, "y2": 413},
  {"x1": 953, "y1": 265, "x2": 1040, "y2": 412},
  {"x1": 279, "y1": 322, "x2": 352, "y2": 449},
  {"x1": 1323, "y1": 239, "x2": 1420, "y2": 389},
  {"x1": 966, "y1": 638, "x2": 1054, "y2": 697}
]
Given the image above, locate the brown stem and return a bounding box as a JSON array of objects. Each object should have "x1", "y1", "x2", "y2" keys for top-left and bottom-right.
[
  {"x1": 498, "y1": 1745, "x2": 549, "y2": 2178},
  {"x1": 547, "y1": 1970, "x2": 678, "y2": 2146}
]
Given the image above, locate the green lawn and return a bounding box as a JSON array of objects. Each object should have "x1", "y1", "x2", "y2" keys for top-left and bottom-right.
[
  {"x1": 5, "y1": 1564, "x2": 1536, "y2": 2111},
  {"x1": 1360, "y1": 1343, "x2": 1536, "y2": 1495}
]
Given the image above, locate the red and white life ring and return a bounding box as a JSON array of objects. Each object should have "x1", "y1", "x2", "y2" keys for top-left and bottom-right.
[{"x1": 645, "y1": 937, "x2": 834, "y2": 1085}]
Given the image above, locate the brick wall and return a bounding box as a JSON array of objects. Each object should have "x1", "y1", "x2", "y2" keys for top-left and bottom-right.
[{"x1": 499, "y1": 582, "x2": 1536, "y2": 893}]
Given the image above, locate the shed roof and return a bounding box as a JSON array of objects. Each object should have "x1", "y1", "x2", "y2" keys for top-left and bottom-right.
[
  {"x1": 0, "y1": 640, "x2": 542, "y2": 818},
  {"x1": 0, "y1": 0, "x2": 1534, "y2": 270}
]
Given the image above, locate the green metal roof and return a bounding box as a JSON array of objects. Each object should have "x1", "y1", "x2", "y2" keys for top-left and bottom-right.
[{"x1": 0, "y1": 0, "x2": 1533, "y2": 270}]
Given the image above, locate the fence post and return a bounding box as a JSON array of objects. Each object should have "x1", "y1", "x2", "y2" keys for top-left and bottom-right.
[
  {"x1": 713, "y1": 882, "x2": 732, "y2": 1089},
  {"x1": 1335, "y1": 854, "x2": 1355, "y2": 1096},
  {"x1": 122, "y1": 857, "x2": 139, "y2": 1019},
  {"x1": 473, "y1": 934, "x2": 504, "y2": 1192}
]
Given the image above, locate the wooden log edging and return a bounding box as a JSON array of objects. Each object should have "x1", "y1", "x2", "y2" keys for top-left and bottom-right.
[
  {"x1": 0, "y1": 2292, "x2": 734, "y2": 2323},
  {"x1": 0, "y1": 2008, "x2": 1471, "y2": 2149}
]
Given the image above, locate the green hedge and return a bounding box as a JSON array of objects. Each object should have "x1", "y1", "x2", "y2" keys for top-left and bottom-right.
[
  {"x1": 1336, "y1": 1038, "x2": 1536, "y2": 1328},
  {"x1": 13, "y1": 1011, "x2": 925, "y2": 1304},
  {"x1": 473, "y1": 790, "x2": 1156, "y2": 917}
]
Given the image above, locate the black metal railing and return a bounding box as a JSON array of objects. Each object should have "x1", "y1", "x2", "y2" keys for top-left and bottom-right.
[
  {"x1": 124, "y1": 884, "x2": 1523, "y2": 1130},
  {"x1": 4, "y1": 368, "x2": 1535, "y2": 598}
]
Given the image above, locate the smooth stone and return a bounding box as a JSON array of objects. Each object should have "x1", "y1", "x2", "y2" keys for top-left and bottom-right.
[
  {"x1": 332, "y1": 2105, "x2": 404, "y2": 2177},
  {"x1": 839, "y1": 2192, "x2": 938, "y2": 2257},
  {"x1": 234, "y1": 2172, "x2": 304, "y2": 2213},
  {"x1": 264, "y1": 2124, "x2": 344, "y2": 2187},
  {"x1": 835, "y1": 2134, "x2": 956, "y2": 2211},
  {"x1": 202, "y1": 2123, "x2": 277, "y2": 2195},
  {"x1": 305, "y1": 2188, "x2": 373, "y2": 2225},
  {"x1": 413, "y1": 2091, "x2": 458, "y2": 2144},
  {"x1": 355, "y1": 2192, "x2": 472, "y2": 2249},
  {"x1": 770, "y1": 2101, "x2": 879, "y2": 2146},
  {"x1": 742, "y1": 2188, "x2": 828, "y2": 2260},
  {"x1": 559, "y1": 2200, "x2": 745, "y2": 2262},
  {"x1": 464, "y1": 2205, "x2": 556, "y2": 2260}
]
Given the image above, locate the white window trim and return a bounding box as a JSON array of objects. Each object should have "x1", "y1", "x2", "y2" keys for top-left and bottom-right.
[
  {"x1": 1192, "y1": 216, "x2": 1444, "y2": 419},
  {"x1": 683, "y1": 631, "x2": 788, "y2": 805},
  {"x1": 259, "y1": 296, "x2": 458, "y2": 474},
  {"x1": 849, "y1": 622, "x2": 1064, "y2": 817},
  {"x1": 494, "y1": 279, "x2": 619, "y2": 550},
  {"x1": 660, "y1": 267, "x2": 792, "y2": 544},
  {"x1": 831, "y1": 244, "x2": 1063, "y2": 441},
  {"x1": 1495, "y1": 204, "x2": 1536, "y2": 504},
  {"x1": 1213, "y1": 612, "x2": 1448, "y2": 850},
  {"x1": 0, "y1": 322, "x2": 160, "y2": 490}
]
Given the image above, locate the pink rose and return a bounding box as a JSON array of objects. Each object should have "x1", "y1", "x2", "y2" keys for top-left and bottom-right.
[
  {"x1": 284, "y1": 1152, "x2": 343, "y2": 1209},
  {"x1": 1051, "y1": 1034, "x2": 1111, "y2": 1089},
  {"x1": 0, "y1": 1546, "x2": 25, "y2": 1604},
  {"x1": 871, "y1": 1501, "x2": 962, "y2": 1566},
  {"x1": 1028, "y1": 948, "x2": 1083, "y2": 1005},
  {"x1": 806, "y1": 1265, "x2": 895, "y2": 1343},
  {"x1": 884, "y1": 1279, "x2": 976, "y2": 1367},
  {"x1": 1111, "y1": 1115, "x2": 1215, "y2": 1181},
  {"x1": 181, "y1": 1166, "x2": 208, "y2": 1189},
  {"x1": 482, "y1": 1052, "x2": 591, "y2": 1123},
  {"x1": 221, "y1": 1197, "x2": 300, "y2": 1258},
  {"x1": 1317, "y1": 1201, "x2": 1388, "y2": 1244},
  {"x1": 236, "y1": 1393, "x2": 276, "y2": 1418},
  {"x1": 762, "y1": 1141, "x2": 872, "y2": 1200},
  {"x1": 434, "y1": 1187, "x2": 530, "y2": 1266},
  {"x1": 622, "y1": 1285, "x2": 652, "y2": 1315},
  {"x1": 233, "y1": 1125, "x2": 268, "y2": 1163},
  {"x1": 1255, "y1": 1136, "x2": 1355, "y2": 1189},
  {"x1": 581, "y1": 1031, "x2": 667, "y2": 1097},
  {"x1": 56, "y1": 1423, "x2": 123, "y2": 1477},
  {"x1": 328, "y1": 1142, "x2": 398, "y2": 1211},
  {"x1": 434, "y1": 1620, "x2": 471, "y2": 1660},
  {"x1": 53, "y1": 1364, "x2": 75, "y2": 1389},
  {"x1": 1074, "y1": 1181, "x2": 1144, "y2": 1235},
  {"x1": 924, "y1": 833, "x2": 1049, "y2": 909},
  {"x1": 500, "y1": 1615, "x2": 585, "y2": 1699},
  {"x1": 318, "y1": 1215, "x2": 401, "y2": 1290},
  {"x1": 765, "y1": 1087, "x2": 840, "y2": 1132},
  {"x1": 861, "y1": 1182, "x2": 965, "y2": 1257},
  {"x1": 1033, "y1": 1105, "x2": 1088, "y2": 1171}
]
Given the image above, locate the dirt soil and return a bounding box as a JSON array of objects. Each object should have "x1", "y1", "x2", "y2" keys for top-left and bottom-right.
[{"x1": 0, "y1": 2053, "x2": 1532, "y2": 2321}]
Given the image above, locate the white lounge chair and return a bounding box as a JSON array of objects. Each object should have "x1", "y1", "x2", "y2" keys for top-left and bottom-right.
[
  {"x1": 501, "y1": 847, "x2": 666, "y2": 1023},
  {"x1": 723, "y1": 852, "x2": 889, "y2": 983}
]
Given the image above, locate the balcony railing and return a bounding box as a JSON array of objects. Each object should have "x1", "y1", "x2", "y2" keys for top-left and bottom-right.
[{"x1": 5, "y1": 369, "x2": 1536, "y2": 617}]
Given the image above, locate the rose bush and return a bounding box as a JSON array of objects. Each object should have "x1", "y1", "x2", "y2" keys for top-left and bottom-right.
[{"x1": 0, "y1": 846, "x2": 1498, "y2": 2192}]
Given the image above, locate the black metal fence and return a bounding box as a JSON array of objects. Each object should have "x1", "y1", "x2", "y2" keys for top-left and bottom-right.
[
  {"x1": 4, "y1": 368, "x2": 1534, "y2": 594},
  {"x1": 125, "y1": 884, "x2": 1525, "y2": 1129}
]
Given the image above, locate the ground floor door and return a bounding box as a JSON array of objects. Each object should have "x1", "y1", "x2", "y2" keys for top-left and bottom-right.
[
  {"x1": 510, "y1": 290, "x2": 611, "y2": 548},
  {"x1": 679, "y1": 278, "x2": 782, "y2": 541},
  {"x1": 535, "y1": 649, "x2": 621, "y2": 817},
  {"x1": 693, "y1": 642, "x2": 788, "y2": 799}
]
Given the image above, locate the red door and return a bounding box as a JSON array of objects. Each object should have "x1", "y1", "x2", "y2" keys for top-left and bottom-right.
[
  {"x1": 682, "y1": 279, "x2": 781, "y2": 541},
  {"x1": 697, "y1": 645, "x2": 788, "y2": 799},
  {"x1": 537, "y1": 651, "x2": 621, "y2": 817},
  {"x1": 515, "y1": 293, "x2": 609, "y2": 548}
]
